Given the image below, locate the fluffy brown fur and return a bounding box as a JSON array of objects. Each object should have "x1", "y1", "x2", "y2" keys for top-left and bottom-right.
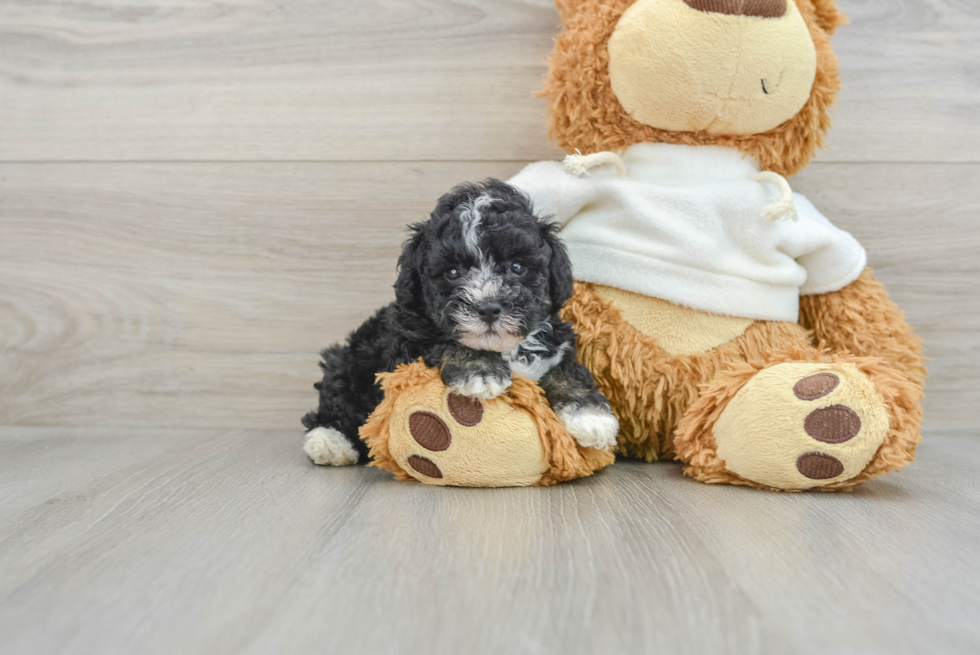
[
  {"x1": 361, "y1": 360, "x2": 614, "y2": 486},
  {"x1": 800, "y1": 268, "x2": 927, "y2": 387},
  {"x1": 562, "y1": 281, "x2": 925, "y2": 490},
  {"x1": 362, "y1": 362, "x2": 439, "y2": 482},
  {"x1": 672, "y1": 343, "x2": 923, "y2": 492},
  {"x1": 561, "y1": 283, "x2": 813, "y2": 461},
  {"x1": 544, "y1": 0, "x2": 845, "y2": 176}
]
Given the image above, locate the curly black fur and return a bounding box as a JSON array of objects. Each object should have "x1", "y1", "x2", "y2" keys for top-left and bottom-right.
[{"x1": 302, "y1": 179, "x2": 610, "y2": 463}]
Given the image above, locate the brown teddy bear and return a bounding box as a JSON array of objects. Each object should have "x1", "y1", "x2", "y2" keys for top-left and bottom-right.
[
  {"x1": 504, "y1": 0, "x2": 925, "y2": 491},
  {"x1": 363, "y1": 0, "x2": 924, "y2": 491}
]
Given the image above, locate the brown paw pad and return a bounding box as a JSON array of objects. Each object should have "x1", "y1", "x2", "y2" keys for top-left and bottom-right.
[
  {"x1": 793, "y1": 372, "x2": 839, "y2": 401},
  {"x1": 796, "y1": 452, "x2": 845, "y2": 480},
  {"x1": 448, "y1": 393, "x2": 483, "y2": 427},
  {"x1": 804, "y1": 405, "x2": 861, "y2": 444},
  {"x1": 408, "y1": 411, "x2": 452, "y2": 451},
  {"x1": 408, "y1": 455, "x2": 443, "y2": 479}
]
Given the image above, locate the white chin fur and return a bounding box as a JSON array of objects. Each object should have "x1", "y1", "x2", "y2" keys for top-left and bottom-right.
[
  {"x1": 450, "y1": 374, "x2": 512, "y2": 400},
  {"x1": 459, "y1": 331, "x2": 523, "y2": 353},
  {"x1": 303, "y1": 427, "x2": 359, "y2": 466},
  {"x1": 557, "y1": 406, "x2": 619, "y2": 450}
]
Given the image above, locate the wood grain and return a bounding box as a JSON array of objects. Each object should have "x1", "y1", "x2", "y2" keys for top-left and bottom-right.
[
  {"x1": 1, "y1": 0, "x2": 978, "y2": 163},
  {"x1": 1, "y1": 427, "x2": 978, "y2": 655},
  {"x1": 1, "y1": 161, "x2": 976, "y2": 431}
]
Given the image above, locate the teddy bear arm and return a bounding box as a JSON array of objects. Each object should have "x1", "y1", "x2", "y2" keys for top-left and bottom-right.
[{"x1": 799, "y1": 267, "x2": 927, "y2": 387}]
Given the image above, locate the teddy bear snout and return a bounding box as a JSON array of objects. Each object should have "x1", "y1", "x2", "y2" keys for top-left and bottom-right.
[{"x1": 684, "y1": 0, "x2": 787, "y2": 19}]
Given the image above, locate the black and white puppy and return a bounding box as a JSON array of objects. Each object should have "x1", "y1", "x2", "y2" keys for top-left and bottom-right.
[{"x1": 302, "y1": 179, "x2": 618, "y2": 466}]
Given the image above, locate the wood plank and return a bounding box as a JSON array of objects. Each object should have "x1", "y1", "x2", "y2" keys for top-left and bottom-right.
[
  {"x1": 0, "y1": 0, "x2": 565, "y2": 163},
  {"x1": 1, "y1": 161, "x2": 976, "y2": 430},
  {"x1": 0, "y1": 427, "x2": 977, "y2": 655},
  {"x1": 0, "y1": 161, "x2": 524, "y2": 430},
  {"x1": 822, "y1": 0, "x2": 980, "y2": 163},
  {"x1": 1, "y1": 0, "x2": 978, "y2": 163}
]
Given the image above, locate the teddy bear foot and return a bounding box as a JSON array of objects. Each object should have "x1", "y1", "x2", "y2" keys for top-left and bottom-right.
[
  {"x1": 711, "y1": 363, "x2": 889, "y2": 490},
  {"x1": 673, "y1": 355, "x2": 919, "y2": 491},
  {"x1": 360, "y1": 362, "x2": 615, "y2": 487}
]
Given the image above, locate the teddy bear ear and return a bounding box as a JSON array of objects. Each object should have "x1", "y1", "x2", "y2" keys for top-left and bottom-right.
[
  {"x1": 555, "y1": 0, "x2": 586, "y2": 27},
  {"x1": 807, "y1": 0, "x2": 849, "y2": 36}
]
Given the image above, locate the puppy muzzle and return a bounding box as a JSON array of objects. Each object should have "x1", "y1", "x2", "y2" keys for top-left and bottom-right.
[{"x1": 452, "y1": 299, "x2": 525, "y2": 353}]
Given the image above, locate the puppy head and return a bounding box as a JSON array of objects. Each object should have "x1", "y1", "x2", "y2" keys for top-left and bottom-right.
[{"x1": 395, "y1": 179, "x2": 572, "y2": 352}]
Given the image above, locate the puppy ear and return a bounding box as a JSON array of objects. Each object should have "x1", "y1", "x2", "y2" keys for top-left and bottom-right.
[
  {"x1": 394, "y1": 224, "x2": 425, "y2": 307},
  {"x1": 542, "y1": 221, "x2": 574, "y2": 312}
]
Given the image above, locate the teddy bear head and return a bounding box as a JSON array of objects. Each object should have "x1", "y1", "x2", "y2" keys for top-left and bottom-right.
[{"x1": 546, "y1": 0, "x2": 848, "y2": 176}]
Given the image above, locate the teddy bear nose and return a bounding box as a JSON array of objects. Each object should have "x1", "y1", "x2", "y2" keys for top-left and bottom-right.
[
  {"x1": 475, "y1": 301, "x2": 503, "y2": 324},
  {"x1": 683, "y1": 0, "x2": 787, "y2": 18}
]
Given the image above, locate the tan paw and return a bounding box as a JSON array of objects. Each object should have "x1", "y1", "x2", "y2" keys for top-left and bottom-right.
[
  {"x1": 713, "y1": 362, "x2": 890, "y2": 490},
  {"x1": 362, "y1": 362, "x2": 616, "y2": 487},
  {"x1": 386, "y1": 381, "x2": 549, "y2": 487}
]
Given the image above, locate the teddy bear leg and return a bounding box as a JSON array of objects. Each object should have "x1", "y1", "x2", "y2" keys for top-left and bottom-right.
[
  {"x1": 674, "y1": 349, "x2": 923, "y2": 491},
  {"x1": 361, "y1": 362, "x2": 614, "y2": 487}
]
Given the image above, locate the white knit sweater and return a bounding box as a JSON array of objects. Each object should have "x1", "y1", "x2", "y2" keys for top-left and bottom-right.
[{"x1": 509, "y1": 143, "x2": 867, "y2": 322}]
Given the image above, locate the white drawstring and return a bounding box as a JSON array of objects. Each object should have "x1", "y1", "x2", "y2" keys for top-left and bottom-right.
[
  {"x1": 751, "y1": 171, "x2": 798, "y2": 221},
  {"x1": 562, "y1": 149, "x2": 629, "y2": 177},
  {"x1": 561, "y1": 154, "x2": 795, "y2": 221}
]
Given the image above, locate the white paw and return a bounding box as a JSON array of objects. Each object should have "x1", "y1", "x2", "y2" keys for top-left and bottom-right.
[
  {"x1": 557, "y1": 406, "x2": 619, "y2": 450},
  {"x1": 303, "y1": 427, "x2": 359, "y2": 466},
  {"x1": 449, "y1": 374, "x2": 512, "y2": 400}
]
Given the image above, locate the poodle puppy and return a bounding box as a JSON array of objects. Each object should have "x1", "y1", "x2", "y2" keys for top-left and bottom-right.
[{"x1": 302, "y1": 179, "x2": 619, "y2": 466}]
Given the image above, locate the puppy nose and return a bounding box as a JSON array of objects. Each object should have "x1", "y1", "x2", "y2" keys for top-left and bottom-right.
[
  {"x1": 475, "y1": 301, "x2": 502, "y2": 324},
  {"x1": 683, "y1": 0, "x2": 787, "y2": 18}
]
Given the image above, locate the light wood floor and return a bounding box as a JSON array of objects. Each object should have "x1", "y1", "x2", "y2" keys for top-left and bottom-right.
[
  {"x1": 1, "y1": 1, "x2": 979, "y2": 653},
  {"x1": 1, "y1": 427, "x2": 979, "y2": 655}
]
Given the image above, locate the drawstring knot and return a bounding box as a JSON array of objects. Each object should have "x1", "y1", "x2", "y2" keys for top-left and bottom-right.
[
  {"x1": 562, "y1": 149, "x2": 629, "y2": 177},
  {"x1": 560, "y1": 155, "x2": 796, "y2": 222},
  {"x1": 751, "y1": 171, "x2": 798, "y2": 221}
]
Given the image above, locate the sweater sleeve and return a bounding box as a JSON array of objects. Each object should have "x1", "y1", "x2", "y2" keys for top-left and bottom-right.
[
  {"x1": 792, "y1": 194, "x2": 869, "y2": 296},
  {"x1": 508, "y1": 161, "x2": 593, "y2": 228}
]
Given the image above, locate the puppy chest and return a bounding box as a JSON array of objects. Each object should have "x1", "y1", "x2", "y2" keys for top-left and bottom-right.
[{"x1": 504, "y1": 343, "x2": 568, "y2": 381}]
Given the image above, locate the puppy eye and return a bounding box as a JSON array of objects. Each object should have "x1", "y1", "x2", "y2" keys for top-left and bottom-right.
[
  {"x1": 510, "y1": 262, "x2": 525, "y2": 275},
  {"x1": 445, "y1": 267, "x2": 464, "y2": 281}
]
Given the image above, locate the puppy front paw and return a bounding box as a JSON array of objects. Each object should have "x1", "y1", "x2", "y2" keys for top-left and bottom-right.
[
  {"x1": 557, "y1": 405, "x2": 619, "y2": 450},
  {"x1": 446, "y1": 371, "x2": 512, "y2": 400},
  {"x1": 441, "y1": 351, "x2": 513, "y2": 400}
]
